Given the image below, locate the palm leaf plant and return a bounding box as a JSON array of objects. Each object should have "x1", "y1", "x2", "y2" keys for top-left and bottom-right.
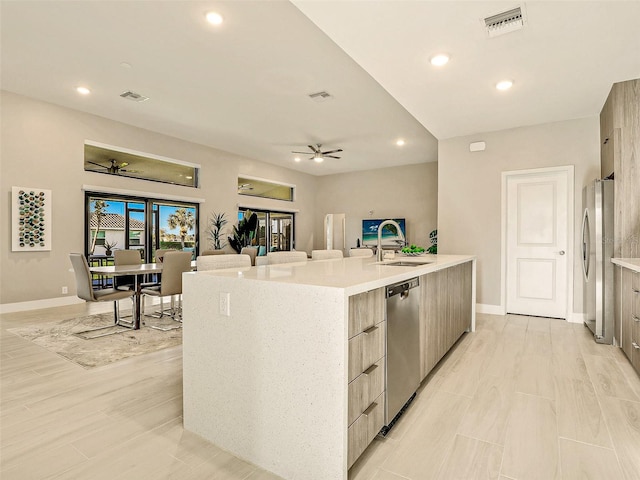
[{"x1": 228, "y1": 210, "x2": 258, "y2": 253}]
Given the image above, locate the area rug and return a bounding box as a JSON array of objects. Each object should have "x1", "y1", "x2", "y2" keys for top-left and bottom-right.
[{"x1": 7, "y1": 312, "x2": 182, "y2": 368}]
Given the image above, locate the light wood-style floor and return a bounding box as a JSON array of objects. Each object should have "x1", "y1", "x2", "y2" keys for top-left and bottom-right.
[{"x1": 2, "y1": 306, "x2": 640, "y2": 479}]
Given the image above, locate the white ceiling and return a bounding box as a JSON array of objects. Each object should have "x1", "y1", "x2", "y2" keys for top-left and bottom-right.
[{"x1": 2, "y1": 1, "x2": 639, "y2": 176}]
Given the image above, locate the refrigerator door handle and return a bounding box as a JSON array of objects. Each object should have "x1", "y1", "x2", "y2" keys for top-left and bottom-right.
[{"x1": 581, "y1": 208, "x2": 590, "y2": 282}]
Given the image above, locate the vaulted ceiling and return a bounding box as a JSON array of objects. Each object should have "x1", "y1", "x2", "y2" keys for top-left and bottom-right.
[{"x1": 2, "y1": 1, "x2": 639, "y2": 176}]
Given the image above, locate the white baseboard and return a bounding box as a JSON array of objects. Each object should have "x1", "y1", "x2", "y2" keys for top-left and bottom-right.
[
  {"x1": 0, "y1": 295, "x2": 163, "y2": 315},
  {"x1": 0, "y1": 296, "x2": 85, "y2": 314},
  {"x1": 476, "y1": 303, "x2": 506, "y2": 316},
  {"x1": 567, "y1": 312, "x2": 585, "y2": 324}
]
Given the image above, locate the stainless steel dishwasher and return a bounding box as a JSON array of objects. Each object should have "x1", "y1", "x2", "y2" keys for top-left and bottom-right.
[{"x1": 383, "y1": 276, "x2": 421, "y2": 434}]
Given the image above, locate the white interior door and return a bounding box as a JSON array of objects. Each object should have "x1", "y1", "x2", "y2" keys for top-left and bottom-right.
[{"x1": 506, "y1": 170, "x2": 569, "y2": 319}]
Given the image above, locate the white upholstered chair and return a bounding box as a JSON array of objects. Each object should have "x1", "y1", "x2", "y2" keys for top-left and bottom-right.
[
  {"x1": 349, "y1": 248, "x2": 374, "y2": 258},
  {"x1": 311, "y1": 249, "x2": 344, "y2": 260},
  {"x1": 267, "y1": 251, "x2": 308, "y2": 265},
  {"x1": 201, "y1": 249, "x2": 226, "y2": 256},
  {"x1": 69, "y1": 253, "x2": 135, "y2": 337},
  {"x1": 240, "y1": 246, "x2": 258, "y2": 266},
  {"x1": 197, "y1": 254, "x2": 251, "y2": 271}
]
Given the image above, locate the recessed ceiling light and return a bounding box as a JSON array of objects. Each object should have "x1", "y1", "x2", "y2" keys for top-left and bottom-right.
[
  {"x1": 205, "y1": 11, "x2": 224, "y2": 25},
  {"x1": 496, "y1": 80, "x2": 513, "y2": 91},
  {"x1": 396, "y1": 139, "x2": 406, "y2": 146},
  {"x1": 76, "y1": 86, "x2": 91, "y2": 95},
  {"x1": 185, "y1": 176, "x2": 193, "y2": 180},
  {"x1": 294, "y1": 157, "x2": 301, "y2": 163},
  {"x1": 430, "y1": 54, "x2": 450, "y2": 67}
]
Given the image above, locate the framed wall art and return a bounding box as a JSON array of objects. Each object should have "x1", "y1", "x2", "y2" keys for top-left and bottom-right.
[{"x1": 12, "y1": 186, "x2": 52, "y2": 251}]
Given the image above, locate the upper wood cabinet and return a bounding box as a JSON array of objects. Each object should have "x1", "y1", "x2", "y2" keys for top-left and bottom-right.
[{"x1": 600, "y1": 79, "x2": 640, "y2": 259}]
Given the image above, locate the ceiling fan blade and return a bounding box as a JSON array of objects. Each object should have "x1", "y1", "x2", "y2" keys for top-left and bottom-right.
[
  {"x1": 291, "y1": 151, "x2": 312, "y2": 154},
  {"x1": 88, "y1": 161, "x2": 107, "y2": 168},
  {"x1": 321, "y1": 149, "x2": 343, "y2": 155},
  {"x1": 325, "y1": 155, "x2": 341, "y2": 159},
  {"x1": 308, "y1": 144, "x2": 320, "y2": 153}
]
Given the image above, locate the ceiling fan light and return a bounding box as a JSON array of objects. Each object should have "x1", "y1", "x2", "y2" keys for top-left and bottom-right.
[{"x1": 313, "y1": 155, "x2": 324, "y2": 163}]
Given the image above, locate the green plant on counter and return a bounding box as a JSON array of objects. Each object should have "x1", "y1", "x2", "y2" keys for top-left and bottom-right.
[{"x1": 427, "y1": 229, "x2": 437, "y2": 254}]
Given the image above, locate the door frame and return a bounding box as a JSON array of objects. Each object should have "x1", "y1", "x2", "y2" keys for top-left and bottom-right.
[{"x1": 500, "y1": 165, "x2": 575, "y2": 320}]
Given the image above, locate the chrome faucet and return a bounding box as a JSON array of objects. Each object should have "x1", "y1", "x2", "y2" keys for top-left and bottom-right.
[{"x1": 377, "y1": 219, "x2": 406, "y2": 262}]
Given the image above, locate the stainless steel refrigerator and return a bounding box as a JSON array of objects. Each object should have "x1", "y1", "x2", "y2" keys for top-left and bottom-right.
[{"x1": 582, "y1": 179, "x2": 614, "y2": 344}]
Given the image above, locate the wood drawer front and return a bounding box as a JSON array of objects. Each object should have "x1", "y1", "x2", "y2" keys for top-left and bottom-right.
[
  {"x1": 632, "y1": 287, "x2": 640, "y2": 320},
  {"x1": 347, "y1": 361, "x2": 384, "y2": 425},
  {"x1": 347, "y1": 414, "x2": 367, "y2": 469},
  {"x1": 348, "y1": 288, "x2": 385, "y2": 339},
  {"x1": 347, "y1": 394, "x2": 385, "y2": 470},
  {"x1": 362, "y1": 323, "x2": 385, "y2": 373},
  {"x1": 348, "y1": 322, "x2": 386, "y2": 382},
  {"x1": 632, "y1": 272, "x2": 640, "y2": 292}
]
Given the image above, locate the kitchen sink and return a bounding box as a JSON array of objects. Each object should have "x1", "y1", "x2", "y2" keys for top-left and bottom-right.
[{"x1": 382, "y1": 261, "x2": 432, "y2": 267}]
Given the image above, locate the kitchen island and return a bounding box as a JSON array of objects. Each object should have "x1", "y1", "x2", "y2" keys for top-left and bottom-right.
[{"x1": 182, "y1": 254, "x2": 475, "y2": 480}]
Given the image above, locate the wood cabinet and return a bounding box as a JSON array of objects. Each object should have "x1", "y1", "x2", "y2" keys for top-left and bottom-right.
[
  {"x1": 419, "y1": 261, "x2": 473, "y2": 380},
  {"x1": 618, "y1": 266, "x2": 640, "y2": 375},
  {"x1": 347, "y1": 287, "x2": 385, "y2": 469}
]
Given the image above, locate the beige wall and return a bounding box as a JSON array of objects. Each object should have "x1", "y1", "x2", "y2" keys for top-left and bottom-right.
[
  {"x1": 315, "y1": 163, "x2": 438, "y2": 251},
  {"x1": 0, "y1": 91, "x2": 318, "y2": 305},
  {"x1": 438, "y1": 117, "x2": 601, "y2": 314}
]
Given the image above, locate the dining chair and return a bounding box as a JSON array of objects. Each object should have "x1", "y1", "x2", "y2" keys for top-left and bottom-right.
[
  {"x1": 266, "y1": 251, "x2": 308, "y2": 265},
  {"x1": 201, "y1": 249, "x2": 226, "y2": 256},
  {"x1": 197, "y1": 254, "x2": 251, "y2": 271},
  {"x1": 69, "y1": 253, "x2": 135, "y2": 338},
  {"x1": 349, "y1": 248, "x2": 374, "y2": 258},
  {"x1": 113, "y1": 249, "x2": 142, "y2": 291},
  {"x1": 145, "y1": 248, "x2": 176, "y2": 317},
  {"x1": 141, "y1": 250, "x2": 192, "y2": 330},
  {"x1": 311, "y1": 249, "x2": 344, "y2": 260},
  {"x1": 240, "y1": 246, "x2": 258, "y2": 266}
]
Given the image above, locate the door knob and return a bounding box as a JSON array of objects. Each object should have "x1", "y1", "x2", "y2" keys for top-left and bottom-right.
[{"x1": 559, "y1": 251, "x2": 565, "y2": 255}]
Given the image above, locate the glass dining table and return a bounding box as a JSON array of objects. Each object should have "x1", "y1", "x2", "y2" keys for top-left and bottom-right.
[{"x1": 89, "y1": 261, "x2": 196, "y2": 329}]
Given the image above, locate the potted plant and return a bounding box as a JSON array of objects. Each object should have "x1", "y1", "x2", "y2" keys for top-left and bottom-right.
[
  {"x1": 206, "y1": 211, "x2": 228, "y2": 250},
  {"x1": 228, "y1": 210, "x2": 258, "y2": 253},
  {"x1": 103, "y1": 239, "x2": 117, "y2": 256}
]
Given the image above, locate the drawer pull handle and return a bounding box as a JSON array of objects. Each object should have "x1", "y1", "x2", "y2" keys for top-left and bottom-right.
[
  {"x1": 363, "y1": 325, "x2": 378, "y2": 335},
  {"x1": 633, "y1": 342, "x2": 640, "y2": 350},
  {"x1": 363, "y1": 364, "x2": 378, "y2": 375},
  {"x1": 634, "y1": 316, "x2": 640, "y2": 323},
  {"x1": 363, "y1": 402, "x2": 378, "y2": 416}
]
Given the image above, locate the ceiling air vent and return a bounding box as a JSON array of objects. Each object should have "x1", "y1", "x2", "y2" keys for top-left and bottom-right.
[
  {"x1": 308, "y1": 91, "x2": 333, "y2": 102},
  {"x1": 120, "y1": 90, "x2": 149, "y2": 102},
  {"x1": 484, "y1": 6, "x2": 524, "y2": 38}
]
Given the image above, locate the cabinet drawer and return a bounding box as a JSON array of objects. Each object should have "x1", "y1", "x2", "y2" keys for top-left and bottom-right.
[
  {"x1": 362, "y1": 323, "x2": 385, "y2": 371},
  {"x1": 347, "y1": 414, "x2": 368, "y2": 470},
  {"x1": 348, "y1": 361, "x2": 385, "y2": 425},
  {"x1": 366, "y1": 393, "x2": 385, "y2": 445},
  {"x1": 348, "y1": 288, "x2": 385, "y2": 338},
  {"x1": 348, "y1": 323, "x2": 386, "y2": 382},
  {"x1": 632, "y1": 288, "x2": 640, "y2": 320},
  {"x1": 347, "y1": 394, "x2": 386, "y2": 470},
  {"x1": 632, "y1": 272, "x2": 640, "y2": 292}
]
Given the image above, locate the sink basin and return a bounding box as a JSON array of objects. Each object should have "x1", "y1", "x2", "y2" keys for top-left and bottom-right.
[{"x1": 382, "y1": 261, "x2": 432, "y2": 267}]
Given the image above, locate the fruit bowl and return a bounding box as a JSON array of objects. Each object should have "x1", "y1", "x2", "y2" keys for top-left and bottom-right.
[{"x1": 401, "y1": 251, "x2": 425, "y2": 256}]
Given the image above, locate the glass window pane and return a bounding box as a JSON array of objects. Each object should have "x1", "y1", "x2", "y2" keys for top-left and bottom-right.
[{"x1": 237, "y1": 177, "x2": 294, "y2": 202}]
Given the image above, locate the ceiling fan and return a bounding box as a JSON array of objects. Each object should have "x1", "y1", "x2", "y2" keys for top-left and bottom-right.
[
  {"x1": 291, "y1": 144, "x2": 342, "y2": 163},
  {"x1": 88, "y1": 159, "x2": 134, "y2": 175}
]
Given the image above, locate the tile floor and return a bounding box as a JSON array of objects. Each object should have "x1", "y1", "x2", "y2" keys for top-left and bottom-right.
[{"x1": 2, "y1": 306, "x2": 640, "y2": 479}]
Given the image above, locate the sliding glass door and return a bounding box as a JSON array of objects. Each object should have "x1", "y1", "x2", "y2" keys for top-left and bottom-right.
[{"x1": 239, "y1": 208, "x2": 294, "y2": 255}]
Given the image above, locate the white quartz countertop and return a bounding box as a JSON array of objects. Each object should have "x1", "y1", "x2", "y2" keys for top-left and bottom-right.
[
  {"x1": 189, "y1": 254, "x2": 475, "y2": 296},
  {"x1": 611, "y1": 258, "x2": 640, "y2": 273}
]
